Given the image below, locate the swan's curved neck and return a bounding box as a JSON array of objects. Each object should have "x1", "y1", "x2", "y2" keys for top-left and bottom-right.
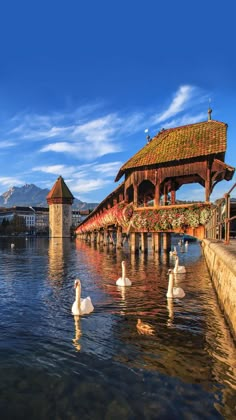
[
  {"x1": 122, "y1": 262, "x2": 126, "y2": 280},
  {"x1": 175, "y1": 258, "x2": 179, "y2": 270},
  {"x1": 75, "y1": 285, "x2": 81, "y2": 312},
  {"x1": 167, "y1": 272, "x2": 174, "y2": 298}
]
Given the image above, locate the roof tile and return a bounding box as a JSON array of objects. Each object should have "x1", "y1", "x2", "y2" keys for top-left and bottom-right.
[{"x1": 115, "y1": 120, "x2": 227, "y2": 181}]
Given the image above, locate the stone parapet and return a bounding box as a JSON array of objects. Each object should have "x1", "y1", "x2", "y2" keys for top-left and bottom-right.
[{"x1": 201, "y1": 239, "x2": 236, "y2": 341}]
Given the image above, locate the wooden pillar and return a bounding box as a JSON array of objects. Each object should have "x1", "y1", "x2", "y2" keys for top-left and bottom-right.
[
  {"x1": 124, "y1": 187, "x2": 129, "y2": 203},
  {"x1": 164, "y1": 184, "x2": 168, "y2": 205},
  {"x1": 152, "y1": 232, "x2": 161, "y2": 253},
  {"x1": 130, "y1": 232, "x2": 139, "y2": 254},
  {"x1": 96, "y1": 231, "x2": 101, "y2": 244},
  {"x1": 103, "y1": 229, "x2": 108, "y2": 246},
  {"x1": 91, "y1": 232, "x2": 95, "y2": 242},
  {"x1": 170, "y1": 189, "x2": 176, "y2": 204},
  {"x1": 140, "y1": 232, "x2": 148, "y2": 253},
  {"x1": 99, "y1": 231, "x2": 103, "y2": 244},
  {"x1": 205, "y1": 161, "x2": 211, "y2": 202},
  {"x1": 116, "y1": 226, "x2": 122, "y2": 249},
  {"x1": 133, "y1": 184, "x2": 138, "y2": 206},
  {"x1": 154, "y1": 183, "x2": 160, "y2": 207},
  {"x1": 108, "y1": 230, "x2": 114, "y2": 245},
  {"x1": 163, "y1": 232, "x2": 171, "y2": 252}
]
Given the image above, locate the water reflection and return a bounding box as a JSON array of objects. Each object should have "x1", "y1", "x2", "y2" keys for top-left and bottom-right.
[
  {"x1": 73, "y1": 315, "x2": 82, "y2": 351},
  {"x1": 48, "y1": 237, "x2": 71, "y2": 282},
  {"x1": 0, "y1": 236, "x2": 235, "y2": 419},
  {"x1": 166, "y1": 298, "x2": 174, "y2": 328}
]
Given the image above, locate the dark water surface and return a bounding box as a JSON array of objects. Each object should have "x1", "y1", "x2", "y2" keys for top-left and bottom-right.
[{"x1": 0, "y1": 237, "x2": 236, "y2": 419}]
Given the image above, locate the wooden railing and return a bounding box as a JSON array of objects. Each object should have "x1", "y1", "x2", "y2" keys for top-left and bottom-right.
[{"x1": 205, "y1": 183, "x2": 236, "y2": 244}]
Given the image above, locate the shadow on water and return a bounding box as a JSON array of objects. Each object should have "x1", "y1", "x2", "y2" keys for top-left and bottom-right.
[{"x1": 0, "y1": 236, "x2": 236, "y2": 419}]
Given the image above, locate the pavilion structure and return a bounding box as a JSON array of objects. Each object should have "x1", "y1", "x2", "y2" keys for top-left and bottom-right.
[{"x1": 75, "y1": 110, "x2": 235, "y2": 252}]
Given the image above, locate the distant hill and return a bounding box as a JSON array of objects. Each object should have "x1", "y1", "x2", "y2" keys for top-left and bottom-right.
[{"x1": 0, "y1": 184, "x2": 98, "y2": 210}]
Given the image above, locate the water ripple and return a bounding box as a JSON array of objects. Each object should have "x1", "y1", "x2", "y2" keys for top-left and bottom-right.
[{"x1": 0, "y1": 237, "x2": 235, "y2": 419}]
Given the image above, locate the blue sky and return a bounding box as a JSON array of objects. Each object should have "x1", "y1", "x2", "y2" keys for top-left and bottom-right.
[{"x1": 0, "y1": 0, "x2": 235, "y2": 203}]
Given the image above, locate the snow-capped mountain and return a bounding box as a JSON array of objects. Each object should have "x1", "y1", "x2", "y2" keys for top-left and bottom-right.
[{"x1": 0, "y1": 184, "x2": 98, "y2": 210}]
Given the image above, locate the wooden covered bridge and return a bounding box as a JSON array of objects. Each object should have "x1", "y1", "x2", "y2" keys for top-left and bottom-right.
[{"x1": 75, "y1": 111, "x2": 235, "y2": 252}]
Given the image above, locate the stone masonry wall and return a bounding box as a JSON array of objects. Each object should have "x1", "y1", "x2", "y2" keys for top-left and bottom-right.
[{"x1": 201, "y1": 239, "x2": 236, "y2": 341}]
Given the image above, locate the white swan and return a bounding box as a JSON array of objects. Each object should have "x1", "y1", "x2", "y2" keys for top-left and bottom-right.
[
  {"x1": 173, "y1": 256, "x2": 186, "y2": 274},
  {"x1": 169, "y1": 246, "x2": 177, "y2": 257},
  {"x1": 116, "y1": 261, "x2": 132, "y2": 286},
  {"x1": 166, "y1": 269, "x2": 185, "y2": 298},
  {"x1": 72, "y1": 279, "x2": 94, "y2": 316}
]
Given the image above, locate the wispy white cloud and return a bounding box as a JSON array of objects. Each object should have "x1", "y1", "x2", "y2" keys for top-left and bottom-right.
[
  {"x1": 151, "y1": 85, "x2": 197, "y2": 124},
  {"x1": 72, "y1": 114, "x2": 121, "y2": 140},
  {"x1": 40, "y1": 140, "x2": 120, "y2": 159},
  {"x1": 23, "y1": 126, "x2": 74, "y2": 140},
  {"x1": 32, "y1": 164, "x2": 76, "y2": 177},
  {"x1": 71, "y1": 178, "x2": 111, "y2": 194},
  {"x1": 0, "y1": 176, "x2": 23, "y2": 187},
  {"x1": 94, "y1": 161, "x2": 122, "y2": 176},
  {"x1": 40, "y1": 142, "x2": 79, "y2": 154},
  {"x1": 31, "y1": 159, "x2": 121, "y2": 195},
  {"x1": 1, "y1": 84, "x2": 219, "y2": 201},
  {"x1": 161, "y1": 112, "x2": 207, "y2": 129},
  {"x1": 0, "y1": 140, "x2": 16, "y2": 148}
]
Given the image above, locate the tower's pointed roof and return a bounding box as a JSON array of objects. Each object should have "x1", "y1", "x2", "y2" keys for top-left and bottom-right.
[{"x1": 47, "y1": 176, "x2": 74, "y2": 204}]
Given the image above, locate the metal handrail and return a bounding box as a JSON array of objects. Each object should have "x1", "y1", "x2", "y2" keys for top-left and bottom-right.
[{"x1": 205, "y1": 182, "x2": 236, "y2": 244}]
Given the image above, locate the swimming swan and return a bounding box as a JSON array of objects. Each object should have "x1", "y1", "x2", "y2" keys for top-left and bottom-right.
[
  {"x1": 169, "y1": 246, "x2": 177, "y2": 257},
  {"x1": 72, "y1": 279, "x2": 94, "y2": 316},
  {"x1": 136, "y1": 319, "x2": 155, "y2": 335},
  {"x1": 166, "y1": 269, "x2": 185, "y2": 298},
  {"x1": 173, "y1": 256, "x2": 186, "y2": 274},
  {"x1": 116, "y1": 261, "x2": 132, "y2": 286}
]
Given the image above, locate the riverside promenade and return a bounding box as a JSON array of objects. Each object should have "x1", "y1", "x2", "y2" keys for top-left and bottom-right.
[{"x1": 202, "y1": 238, "x2": 236, "y2": 341}]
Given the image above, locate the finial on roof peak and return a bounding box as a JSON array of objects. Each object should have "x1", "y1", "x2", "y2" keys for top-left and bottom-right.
[{"x1": 208, "y1": 99, "x2": 212, "y2": 121}]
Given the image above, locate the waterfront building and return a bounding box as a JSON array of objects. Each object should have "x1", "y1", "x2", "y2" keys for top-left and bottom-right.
[{"x1": 0, "y1": 205, "x2": 82, "y2": 235}]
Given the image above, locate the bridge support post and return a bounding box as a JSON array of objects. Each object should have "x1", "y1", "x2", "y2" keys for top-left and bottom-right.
[
  {"x1": 108, "y1": 230, "x2": 115, "y2": 245},
  {"x1": 116, "y1": 226, "x2": 123, "y2": 249},
  {"x1": 130, "y1": 232, "x2": 139, "y2": 254},
  {"x1": 140, "y1": 232, "x2": 148, "y2": 253},
  {"x1": 103, "y1": 229, "x2": 108, "y2": 246},
  {"x1": 163, "y1": 232, "x2": 171, "y2": 252},
  {"x1": 152, "y1": 232, "x2": 161, "y2": 253}
]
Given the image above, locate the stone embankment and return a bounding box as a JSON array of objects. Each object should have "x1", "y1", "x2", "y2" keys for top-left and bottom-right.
[{"x1": 201, "y1": 239, "x2": 236, "y2": 341}]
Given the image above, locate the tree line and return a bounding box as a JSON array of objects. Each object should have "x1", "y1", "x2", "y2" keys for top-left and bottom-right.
[{"x1": 0, "y1": 215, "x2": 28, "y2": 235}]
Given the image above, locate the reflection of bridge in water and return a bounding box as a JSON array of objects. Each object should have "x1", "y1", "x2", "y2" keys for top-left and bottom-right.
[{"x1": 76, "y1": 113, "x2": 235, "y2": 252}]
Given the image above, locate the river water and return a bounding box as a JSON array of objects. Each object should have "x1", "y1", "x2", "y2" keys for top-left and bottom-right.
[{"x1": 0, "y1": 236, "x2": 236, "y2": 419}]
